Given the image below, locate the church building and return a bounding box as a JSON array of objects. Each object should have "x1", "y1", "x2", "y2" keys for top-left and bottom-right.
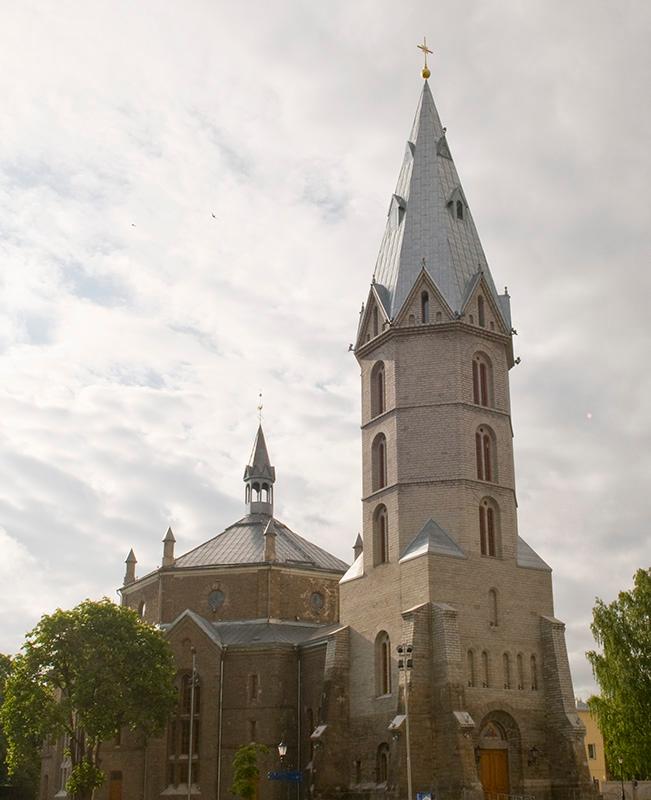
[{"x1": 40, "y1": 64, "x2": 594, "y2": 800}]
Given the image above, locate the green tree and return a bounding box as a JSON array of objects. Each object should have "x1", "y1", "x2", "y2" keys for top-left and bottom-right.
[
  {"x1": 231, "y1": 743, "x2": 269, "y2": 800},
  {"x1": 587, "y1": 568, "x2": 651, "y2": 779},
  {"x1": 0, "y1": 654, "x2": 39, "y2": 799},
  {"x1": 0, "y1": 598, "x2": 177, "y2": 800}
]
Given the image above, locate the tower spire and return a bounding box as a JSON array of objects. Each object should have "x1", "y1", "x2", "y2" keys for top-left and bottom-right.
[{"x1": 243, "y1": 425, "x2": 276, "y2": 516}]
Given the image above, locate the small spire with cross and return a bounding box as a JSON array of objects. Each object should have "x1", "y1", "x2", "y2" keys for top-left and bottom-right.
[
  {"x1": 257, "y1": 392, "x2": 263, "y2": 424},
  {"x1": 417, "y1": 37, "x2": 433, "y2": 79}
]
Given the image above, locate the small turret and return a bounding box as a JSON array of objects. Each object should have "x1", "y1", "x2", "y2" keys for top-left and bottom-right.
[
  {"x1": 353, "y1": 534, "x2": 363, "y2": 561},
  {"x1": 263, "y1": 518, "x2": 277, "y2": 562},
  {"x1": 244, "y1": 425, "x2": 276, "y2": 516},
  {"x1": 162, "y1": 526, "x2": 176, "y2": 567},
  {"x1": 124, "y1": 549, "x2": 137, "y2": 585}
]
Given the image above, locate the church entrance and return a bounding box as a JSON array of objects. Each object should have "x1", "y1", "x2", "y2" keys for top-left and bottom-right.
[
  {"x1": 477, "y1": 720, "x2": 510, "y2": 800},
  {"x1": 108, "y1": 771, "x2": 122, "y2": 800},
  {"x1": 479, "y1": 749, "x2": 509, "y2": 800}
]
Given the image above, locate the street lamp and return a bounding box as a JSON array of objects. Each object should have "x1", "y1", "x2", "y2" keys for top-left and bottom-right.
[
  {"x1": 619, "y1": 757, "x2": 625, "y2": 800},
  {"x1": 397, "y1": 644, "x2": 414, "y2": 800},
  {"x1": 278, "y1": 740, "x2": 288, "y2": 762}
]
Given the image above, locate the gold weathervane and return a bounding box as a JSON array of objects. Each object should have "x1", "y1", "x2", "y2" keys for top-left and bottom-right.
[{"x1": 417, "y1": 37, "x2": 433, "y2": 79}]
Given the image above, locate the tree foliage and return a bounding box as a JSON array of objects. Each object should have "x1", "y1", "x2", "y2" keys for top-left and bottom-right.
[
  {"x1": 231, "y1": 743, "x2": 269, "y2": 800},
  {"x1": 0, "y1": 599, "x2": 177, "y2": 800},
  {"x1": 586, "y1": 568, "x2": 651, "y2": 779},
  {"x1": 0, "y1": 654, "x2": 39, "y2": 799}
]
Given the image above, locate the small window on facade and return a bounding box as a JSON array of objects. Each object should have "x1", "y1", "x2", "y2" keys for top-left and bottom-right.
[
  {"x1": 310, "y1": 592, "x2": 325, "y2": 612},
  {"x1": 168, "y1": 673, "x2": 200, "y2": 788},
  {"x1": 503, "y1": 652, "x2": 511, "y2": 689},
  {"x1": 472, "y1": 354, "x2": 492, "y2": 407},
  {"x1": 475, "y1": 427, "x2": 495, "y2": 482},
  {"x1": 375, "y1": 631, "x2": 391, "y2": 696},
  {"x1": 373, "y1": 306, "x2": 379, "y2": 338},
  {"x1": 489, "y1": 589, "x2": 498, "y2": 627},
  {"x1": 374, "y1": 505, "x2": 389, "y2": 565},
  {"x1": 249, "y1": 674, "x2": 258, "y2": 702},
  {"x1": 481, "y1": 650, "x2": 490, "y2": 687},
  {"x1": 479, "y1": 502, "x2": 497, "y2": 557},
  {"x1": 376, "y1": 743, "x2": 389, "y2": 783},
  {"x1": 421, "y1": 291, "x2": 430, "y2": 323},
  {"x1": 456, "y1": 200, "x2": 464, "y2": 220},
  {"x1": 372, "y1": 433, "x2": 387, "y2": 491},
  {"x1": 435, "y1": 311, "x2": 442, "y2": 322},
  {"x1": 588, "y1": 743, "x2": 596, "y2": 759},
  {"x1": 478, "y1": 295, "x2": 485, "y2": 328},
  {"x1": 138, "y1": 600, "x2": 146, "y2": 619},
  {"x1": 467, "y1": 650, "x2": 475, "y2": 687},
  {"x1": 249, "y1": 719, "x2": 257, "y2": 742},
  {"x1": 371, "y1": 361, "x2": 385, "y2": 417},
  {"x1": 208, "y1": 589, "x2": 225, "y2": 611},
  {"x1": 408, "y1": 314, "x2": 415, "y2": 325},
  {"x1": 531, "y1": 655, "x2": 538, "y2": 690},
  {"x1": 517, "y1": 653, "x2": 524, "y2": 690}
]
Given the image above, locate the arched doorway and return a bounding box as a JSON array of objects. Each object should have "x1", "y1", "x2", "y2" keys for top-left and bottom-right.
[{"x1": 477, "y1": 720, "x2": 510, "y2": 800}]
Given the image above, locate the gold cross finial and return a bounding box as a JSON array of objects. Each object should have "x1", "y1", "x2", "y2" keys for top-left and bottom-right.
[
  {"x1": 257, "y1": 393, "x2": 263, "y2": 424},
  {"x1": 417, "y1": 37, "x2": 433, "y2": 79}
]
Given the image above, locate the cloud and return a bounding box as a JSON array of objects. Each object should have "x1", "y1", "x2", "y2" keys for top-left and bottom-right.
[{"x1": 0, "y1": 1, "x2": 648, "y2": 704}]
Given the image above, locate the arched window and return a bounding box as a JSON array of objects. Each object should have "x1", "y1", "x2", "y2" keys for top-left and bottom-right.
[
  {"x1": 481, "y1": 650, "x2": 490, "y2": 687},
  {"x1": 138, "y1": 599, "x2": 146, "y2": 619},
  {"x1": 478, "y1": 295, "x2": 485, "y2": 327},
  {"x1": 261, "y1": 484, "x2": 269, "y2": 502},
  {"x1": 456, "y1": 200, "x2": 464, "y2": 220},
  {"x1": 245, "y1": 484, "x2": 251, "y2": 503},
  {"x1": 479, "y1": 499, "x2": 499, "y2": 557},
  {"x1": 421, "y1": 291, "x2": 430, "y2": 323},
  {"x1": 489, "y1": 589, "x2": 498, "y2": 627},
  {"x1": 503, "y1": 653, "x2": 511, "y2": 689},
  {"x1": 376, "y1": 743, "x2": 389, "y2": 783},
  {"x1": 371, "y1": 433, "x2": 387, "y2": 491},
  {"x1": 373, "y1": 306, "x2": 379, "y2": 338},
  {"x1": 252, "y1": 482, "x2": 260, "y2": 501},
  {"x1": 475, "y1": 426, "x2": 496, "y2": 482},
  {"x1": 371, "y1": 361, "x2": 385, "y2": 417},
  {"x1": 472, "y1": 353, "x2": 492, "y2": 407},
  {"x1": 168, "y1": 672, "x2": 201, "y2": 788},
  {"x1": 375, "y1": 631, "x2": 391, "y2": 696},
  {"x1": 517, "y1": 653, "x2": 524, "y2": 690},
  {"x1": 530, "y1": 655, "x2": 538, "y2": 690},
  {"x1": 467, "y1": 650, "x2": 475, "y2": 687},
  {"x1": 373, "y1": 505, "x2": 389, "y2": 565}
]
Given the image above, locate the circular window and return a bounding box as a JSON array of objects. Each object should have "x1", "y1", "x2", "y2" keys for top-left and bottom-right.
[
  {"x1": 310, "y1": 592, "x2": 325, "y2": 612},
  {"x1": 208, "y1": 589, "x2": 225, "y2": 611}
]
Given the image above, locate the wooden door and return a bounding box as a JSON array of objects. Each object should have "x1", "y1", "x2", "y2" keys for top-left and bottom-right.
[
  {"x1": 479, "y1": 749, "x2": 509, "y2": 800},
  {"x1": 108, "y1": 771, "x2": 122, "y2": 800}
]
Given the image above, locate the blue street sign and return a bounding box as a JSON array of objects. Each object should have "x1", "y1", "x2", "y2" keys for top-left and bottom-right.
[{"x1": 267, "y1": 771, "x2": 303, "y2": 782}]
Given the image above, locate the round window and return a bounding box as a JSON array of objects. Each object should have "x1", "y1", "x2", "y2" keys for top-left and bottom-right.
[
  {"x1": 208, "y1": 589, "x2": 225, "y2": 611},
  {"x1": 310, "y1": 592, "x2": 325, "y2": 612}
]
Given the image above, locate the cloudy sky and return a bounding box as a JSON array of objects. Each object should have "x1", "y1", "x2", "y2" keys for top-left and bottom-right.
[{"x1": 1, "y1": 1, "x2": 649, "y2": 698}]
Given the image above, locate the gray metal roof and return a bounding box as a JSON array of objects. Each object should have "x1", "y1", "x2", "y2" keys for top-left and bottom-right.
[
  {"x1": 163, "y1": 611, "x2": 343, "y2": 647},
  {"x1": 399, "y1": 518, "x2": 466, "y2": 563},
  {"x1": 173, "y1": 513, "x2": 348, "y2": 573},
  {"x1": 373, "y1": 81, "x2": 507, "y2": 323},
  {"x1": 516, "y1": 536, "x2": 551, "y2": 571}
]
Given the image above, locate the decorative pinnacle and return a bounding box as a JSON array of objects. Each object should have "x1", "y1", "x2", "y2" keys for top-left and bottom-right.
[
  {"x1": 417, "y1": 37, "x2": 433, "y2": 79},
  {"x1": 257, "y1": 392, "x2": 263, "y2": 424}
]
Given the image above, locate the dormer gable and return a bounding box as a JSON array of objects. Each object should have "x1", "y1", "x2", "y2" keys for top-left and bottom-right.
[
  {"x1": 355, "y1": 285, "x2": 391, "y2": 350},
  {"x1": 460, "y1": 272, "x2": 510, "y2": 336},
  {"x1": 394, "y1": 268, "x2": 454, "y2": 328},
  {"x1": 447, "y1": 186, "x2": 468, "y2": 222}
]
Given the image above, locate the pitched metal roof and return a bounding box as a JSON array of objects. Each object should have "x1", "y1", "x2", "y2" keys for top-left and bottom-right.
[
  {"x1": 399, "y1": 518, "x2": 466, "y2": 563},
  {"x1": 163, "y1": 611, "x2": 343, "y2": 647},
  {"x1": 173, "y1": 513, "x2": 348, "y2": 573},
  {"x1": 516, "y1": 536, "x2": 551, "y2": 571},
  {"x1": 373, "y1": 81, "x2": 507, "y2": 323},
  {"x1": 244, "y1": 425, "x2": 275, "y2": 482}
]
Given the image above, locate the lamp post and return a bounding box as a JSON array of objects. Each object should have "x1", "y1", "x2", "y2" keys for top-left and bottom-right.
[
  {"x1": 187, "y1": 647, "x2": 197, "y2": 800},
  {"x1": 397, "y1": 644, "x2": 414, "y2": 800},
  {"x1": 278, "y1": 740, "x2": 289, "y2": 800},
  {"x1": 619, "y1": 757, "x2": 625, "y2": 800}
]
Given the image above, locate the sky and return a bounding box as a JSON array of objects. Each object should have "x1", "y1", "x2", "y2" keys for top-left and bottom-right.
[{"x1": 0, "y1": 0, "x2": 649, "y2": 699}]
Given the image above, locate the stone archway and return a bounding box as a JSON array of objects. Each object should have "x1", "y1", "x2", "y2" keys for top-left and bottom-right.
[{"x1": 477, "y1": 711, "x2": 523, "y2": 800}]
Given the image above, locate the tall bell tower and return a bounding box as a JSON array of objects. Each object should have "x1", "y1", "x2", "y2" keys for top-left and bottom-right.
[{"x1": 337, "y1": 56, "x2": 594, "y2": 800}]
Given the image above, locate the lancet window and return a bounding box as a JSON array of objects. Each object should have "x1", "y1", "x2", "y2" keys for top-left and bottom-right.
[
  {"x1": 371, "y1": 433, "x2": 387, "y2": 491},
  {"x1": 421, "y1": 291, "x2": 430, "y2": 323},
  {"x1": 475, "y1": 426, "x2": 496, "y2": 482},
  {"x1": 371, "y1": 361, "x2": 385, "y2": 417},
  {"x1": 373, "y1": 505, "x2": 389, "y2": 565},
  {"x1": 479, "y1": 499, "x2": 499, "y2": 557},
  {"x1": 375, "y1": 631, "x2": 391, "y2": 696},
  {"x1": 472, "y1": 353, "x2": 492, "y2": 407}
]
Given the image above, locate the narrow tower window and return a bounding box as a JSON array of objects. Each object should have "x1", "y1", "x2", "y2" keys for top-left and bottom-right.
[
  {"x1": 373, "y1": 306, "x2": 379, "y2": 338},
  {"x1": 478, "y1": 502, "x2": 497, "y2": 557},
  {"x1": 467, "y1": 650, "x2": 475, "y2": 687},
  {"x1": 373, "y1": 505, "x2": 389, "y2": 565},
  {"x1": 371, "y1": 361, "x2": 385, "y2": 417},
  {"x1": 517, "y1": 653, "x2": 524, "y2": 690},
  {"x1": 472, "y1": 354, "x2": 492, "y2": 407},
  {"x1": 376, "y1": 743, "x2": 389, "y2": 783},
  {"x1": 372, "y1": 433, "x2": 387, "y2": 491},
  {"x1": 456, "y1": 200, "x2": 464, "y2": 220},
  {"x1": 478, "y1": 295, "x2": 485, "y2": 328},
  {"x1": 531, "y1": 655, "x2": 539, "y2": 690},
  {"x1": 503, "y1": 652, "x2": 512, "y2": 689},
  {"x1": 476, "y1": 427, "x2": 496, "y2": 482},
  {"x1": 481, "y1": 651, "x2": 490, "y2": 687},
  {"x1": 375, "y1": 632, "x2": 391, "y2": 695},
  {"x1": 421, "y1": 291, "x2": 430, "y2": 323},
  {"x1": 489, "y1": 589, "x2": 498, "y2": 627}
]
